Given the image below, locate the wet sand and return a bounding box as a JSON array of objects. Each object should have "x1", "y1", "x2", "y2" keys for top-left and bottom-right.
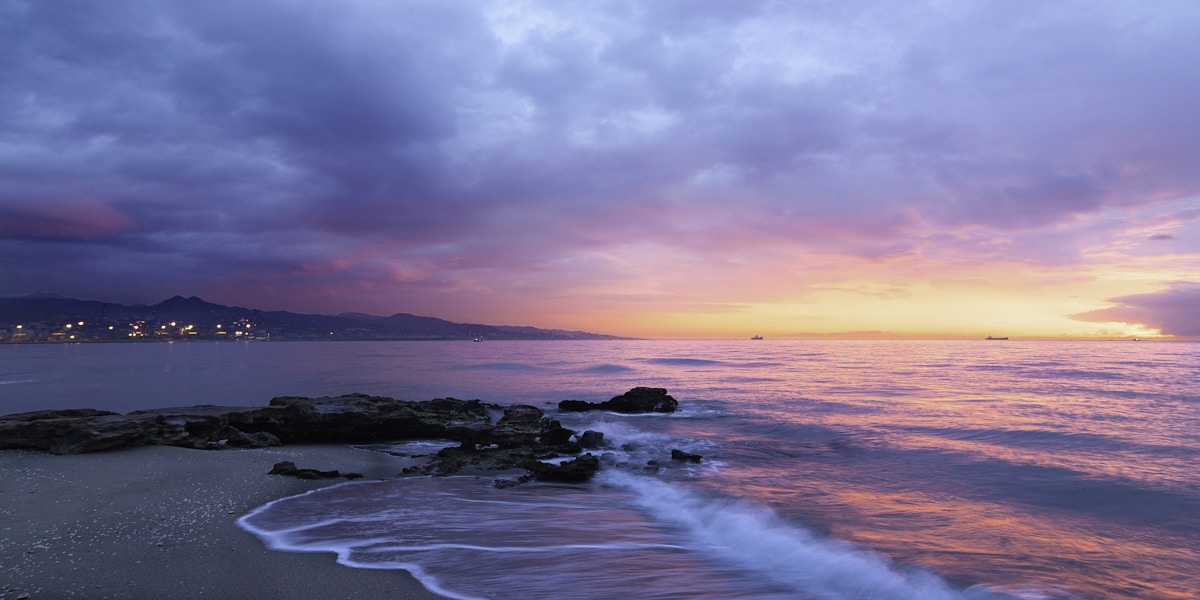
[{"x1": 0, "y1": 445, "x2": 448, "y2": 600}]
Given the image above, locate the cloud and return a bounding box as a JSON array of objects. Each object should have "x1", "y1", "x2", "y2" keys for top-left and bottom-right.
[
  {"x1": 0, "y1": 199, "x2": 133, "y2": 241},
  {"x1": 2, "y1": 0, "x2": 1199, "y2": 330},
  {"x1": 1071, "y1": 282, "x2": 1200, "y2": 336}
]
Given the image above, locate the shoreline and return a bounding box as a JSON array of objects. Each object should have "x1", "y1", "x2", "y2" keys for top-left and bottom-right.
[{"x1": 0, "y1": 445, "x2": 448, "y2": 600}]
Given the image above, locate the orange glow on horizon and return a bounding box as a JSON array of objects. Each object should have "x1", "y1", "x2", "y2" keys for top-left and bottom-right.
[{"x1": 511, "y1": 272, "x2": 1183, "y2": 340}]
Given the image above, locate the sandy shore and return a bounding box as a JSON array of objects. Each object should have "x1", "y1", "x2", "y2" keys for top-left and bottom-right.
[{"x1": 0, "y1": 445, "x2": 448, "y2": 600}]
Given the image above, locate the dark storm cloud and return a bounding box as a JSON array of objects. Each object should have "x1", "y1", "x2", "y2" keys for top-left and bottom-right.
[
  {"x1": 2, "y1": 0, "x2": 1199, "y2": 319},
  {"x1": 1072, "y1": 282, "x2": 1200, "y2": 337}
]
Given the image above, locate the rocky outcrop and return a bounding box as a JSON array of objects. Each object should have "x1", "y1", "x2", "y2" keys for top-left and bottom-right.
[
  {"x1": 557, "y1": 387, "x2": 678, "y2": 414},
  {"x1": 0, "y1": 394, "x2": 495, "y2": 455},
  {"x1": 0, "y1": 388, "x2": 679, "y2": 484},
  {"x1": 228, "y1": 395, "x2": 496, "y2": 444}
]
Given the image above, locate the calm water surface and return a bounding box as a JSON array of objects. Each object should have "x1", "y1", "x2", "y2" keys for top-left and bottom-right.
[{"x1": 3, "y1": 340, "x2": 1198, "y2": 599}]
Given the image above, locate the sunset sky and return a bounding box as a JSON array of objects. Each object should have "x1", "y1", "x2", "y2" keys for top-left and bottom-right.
[{"x1": 3, "y1": 1, "x2": 1199, "y2": 339}]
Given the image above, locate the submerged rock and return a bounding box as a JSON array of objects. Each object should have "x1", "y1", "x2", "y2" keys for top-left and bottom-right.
[
  {"x1": 670, "y1": 449, "x2": 702, "y2": 463},
  {"x1": 523, "y1": 454, "x2": 601, "y2": 483}
]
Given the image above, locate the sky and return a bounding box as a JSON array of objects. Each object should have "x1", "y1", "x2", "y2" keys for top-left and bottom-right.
[{"x1": 2, "y1": 0, "x2": 1199, "y2": 339}]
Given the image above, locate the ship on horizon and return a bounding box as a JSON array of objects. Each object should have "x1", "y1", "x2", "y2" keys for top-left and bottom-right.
[{"x1": 985, "y1": 335, "x2": 1009, "y2": 340}]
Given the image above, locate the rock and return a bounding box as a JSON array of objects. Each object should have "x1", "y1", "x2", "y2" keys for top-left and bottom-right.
[
  {"x1": 604, "y1": 387, "x2": 678, "y2": 413},
  {"x1": 246, "y1": 394, "x2": 496, "y2": 444},
  {"x1": 0, "y1": 392, "x2": 646, "y2": 482},
  {"x1": 670, "y1": 449, "x2": 702, "y2": 463},
  {"x1": 222, "y1": 427, "x2": 281, "y2": 449},
  {"x1": 557, "y1": 400, "x2": 593, "y2": 412},
  {"x1": 268, "y1": 461, "x2": 361, "y2": 480},
  {"x1": 0, "y1": 394, "x2": 497, "y2": 454},
  {"x1": 578, "y1": 430, "x2": 605, "y2": 449},
  {"x1": 0, "y1": 411, "x2": 165, "y2": 454},
  {"x1": 524, "y1": 454, "x2": 601, "y2": 483},
  {"x1": 487, "y1": 405, "x2": 544, "y2": 449},
  {"x1": 557, "y1": 387, "x2": 678, "y2": 414},
  {"x1": 538, "y1": 418, "x2": 575, "y2": 446},
  {"x1": 2, "y1": 408, "x2": 120, "y2": 421}
]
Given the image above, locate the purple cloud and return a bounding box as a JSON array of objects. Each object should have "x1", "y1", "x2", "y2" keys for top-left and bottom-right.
[
  {"x1": 2, "y1": 0, "x2": 1199, "y2": 326},
  {"x1": 1072, "y1": 282, "x2": 1200, "y2": 337}
]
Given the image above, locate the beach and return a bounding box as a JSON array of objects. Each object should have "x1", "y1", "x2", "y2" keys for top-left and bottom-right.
[{"x1": 0, "y1": 444, "x2": 447, "y2": 600}]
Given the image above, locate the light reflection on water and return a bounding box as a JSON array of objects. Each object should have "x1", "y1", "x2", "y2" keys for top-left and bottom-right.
[{"x1": 4, "y1": 339, "x2": 1199, "y2": 598}]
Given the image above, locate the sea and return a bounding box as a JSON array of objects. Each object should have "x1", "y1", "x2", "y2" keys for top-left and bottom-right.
[{"x1": 2, "y1": 339, "x2": 1197, "y2": 600}]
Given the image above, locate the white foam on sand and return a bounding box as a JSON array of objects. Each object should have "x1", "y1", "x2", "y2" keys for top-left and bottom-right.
[{"x1": 236, "y1": 471, "x2": 1073, "y2": 600}]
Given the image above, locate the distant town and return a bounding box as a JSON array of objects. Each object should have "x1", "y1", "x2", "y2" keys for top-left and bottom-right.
[
  {"x1": 0, "y1": 294, "x2": 627, "y2": 343},
  {"x1": 4, "y1": 318, "x2": 263, "y2": 343}
]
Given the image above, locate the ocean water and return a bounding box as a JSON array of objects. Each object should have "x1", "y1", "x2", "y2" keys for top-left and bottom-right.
[{"x1": 2, "y1": 340, "x2": 1198, "y2": 599}]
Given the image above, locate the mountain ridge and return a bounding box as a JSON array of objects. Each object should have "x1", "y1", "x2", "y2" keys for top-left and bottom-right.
[{"x1": 0, "y1": 294, "x2": 630, "y2": 341}]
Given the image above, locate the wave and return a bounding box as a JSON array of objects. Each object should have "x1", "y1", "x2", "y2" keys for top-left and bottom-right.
[
  {"x1": 905, "y1": 425, "x2": 1195, "y2": 460},
  {"x1": 601, "y1": 471, "x2": 1067, "y2": 600},
  {"x1": 237, "y1": 472, "x2": 1066, "y2": 600},
  {"x1": 642, "y1": 358, "x2": 726, "y2": 366},
  {"x1": 457, "y1": 362, "x2": 542, "y2": 371},
  {"x1": 576, "y1": 364, "x2": 636, "y2": 373},
  {"x1": 858, "y1": 444, "x2": 1200, "y2": 533}
]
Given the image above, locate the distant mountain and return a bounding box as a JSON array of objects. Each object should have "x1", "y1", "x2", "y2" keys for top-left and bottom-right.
[{"x1": 0, "y1": 294, "x2": 629, "y2": 342}]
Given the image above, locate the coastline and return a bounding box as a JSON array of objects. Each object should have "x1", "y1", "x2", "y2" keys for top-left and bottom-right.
[{"x1": 0, "y1": 444, "x2": 448, "y2": 600}]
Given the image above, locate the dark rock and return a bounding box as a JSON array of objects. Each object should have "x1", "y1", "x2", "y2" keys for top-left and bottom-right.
[
  {"x1": 557, "y1": 400, "x2": 593, "y2": 412},
  {"x1": 487, "y1": 405, "x2": 544, "y2": 449},
  {"x1": 604, "y1": 387, "x2": 678, "y2": 413},
  {"x1": 248, "y1": 394, "x2": 496, "y2": 444},
  {"x1": 524, "y1": 454, "x2": 601, "y2": 483},
  {"x1": 556, "y1": 387, "x2": 678, "y2": 414},
  {"x1": 0, "y1": 392, "x2": 632, "y2": 481},
  {"x1": 222, "y1": 427, "x2": 281, "y2": 449},
  {"x1": 579, "y1": 430, "x2": 605, "y2": 449},
  {"x1": 539, "y1": 418, "x2": 575, "y2": 446},
  {"x1": 1, "y1": 408, "x2": 120, "y2": 421},
  {"x1": 0, "y1": 411, "x2": 170, "y2": 454},
  {"x1": 0, "y1": 394, "x2": 499, "y2": 454},
  {"x1": 268, "y1": 460, "x2": 360, "y2": 480},
  {"x1": 434, "y1": 444, "x2": 544, "y2": 475},
  {"x1": 497, "y1": 405, "x2": 543, "y2": 426},
  {"x1": 670, "y1": 449, "x2": 702, "y2": 463}
]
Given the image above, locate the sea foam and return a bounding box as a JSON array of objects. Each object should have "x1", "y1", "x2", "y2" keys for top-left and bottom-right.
[{"x1": 237, "y1": 471, "x2": 1047, "y2": 600}]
